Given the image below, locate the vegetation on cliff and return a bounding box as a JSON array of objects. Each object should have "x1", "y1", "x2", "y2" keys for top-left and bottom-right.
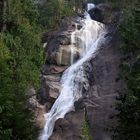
[
  {"x1": 0, "y1": 0, "x2": 140, "y2": 139},
  {"x1": 115, "y1": 3, "x2": 140, "y2": 140},
  {"x1": 85, "y1": 0, "x2": 140, "y2": 139},
  {"x1": 0, "y1": 0, "x2": 83, "y2": 139},
  {"x1": 106, "y1": 0, "x2": 140, "y2": 139},
  {"x1": 81, "y1": 119, "x2": 92, "y2": 140},
  {"x1": 0, "y1": 0, "x2": 43, "y2": 139},
  {"x1": 37, "y1": 0, "x2": 85, "y2": 29}
]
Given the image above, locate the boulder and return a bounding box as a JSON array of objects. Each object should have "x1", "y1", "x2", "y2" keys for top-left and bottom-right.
[
  {"x1": 37, "y1": 74, "x2": 61, "y2": 104},
  {"x1": 88, "y1": 3, "x2": 119, "y2": 24},
  {"x1": 34, "y1": 104, "x2": 46, "y2": 129},
  {"x1": 57, "y1": 34, "x2": 71, "y2": 45},
  {"x1": 55, "y1": 45, "x2": 80, "y2": 66},
  {"x1": 49, "y1": 109, "x2": 85, "y2": 140},
  {"x1": 46, "y1": 81, "x2": 61, "y2": 99},
  {"x1": 45, "y1": 42, "x2": 81, "y2": 66},
  {"x1": 37, "y1": 85, "x2": 50, "y2": 104},
  {"x1": 59, "y1": 17, "x2": 78, "y2": 31},
  {"x1": 45, "y1": 44, "x2": 80, "y2": 66},
  {"x1": 41, "y1": 64, "x2": 68, "y2": 75},
  {"x1": 88, "y1": 7, "x2": 104, "y2": 23},
  {"x1": 26, "y1": 92, "x2": 46, "y2": 129},
  {"x1": 42, "y1": 17, "x2": 82, "y2": 66}
]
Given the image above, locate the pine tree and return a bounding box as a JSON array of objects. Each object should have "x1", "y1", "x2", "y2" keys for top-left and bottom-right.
[
  {"x1": 109, "y1": 0, "x2": 140, "y2": 139},
  {"x1": 0, "y1": 0, "x2": 43, "y2": 139}
]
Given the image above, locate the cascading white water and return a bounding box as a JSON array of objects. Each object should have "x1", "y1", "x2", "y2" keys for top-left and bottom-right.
[
  {"x1": 39, "y1": 3, "x2": 107, "y2": 140},
  {"x1": 87, "y1": 3, "x2": 95, "y2": 11}
]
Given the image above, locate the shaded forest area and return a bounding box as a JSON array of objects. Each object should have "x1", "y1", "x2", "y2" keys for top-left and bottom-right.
[{"x1": 0, "y1": 0, "x2": 140, "y2": 140}]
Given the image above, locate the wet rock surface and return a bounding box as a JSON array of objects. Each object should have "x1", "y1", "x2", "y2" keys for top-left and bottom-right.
[
  {"x1": 86, "y1": 36, "x2": 123, "y2": 140},
  {"x1": 28, "y1": 3, "x2": 123, "y2": 140},
  {"x1": 88, "y1": 3, "x2": 121, "y2": 25},
  {"x1": 48, "y1": 33, "x2": 123, "y2": 140},
  {"x1": 49, "y1": 109, "x2": 85, "y2": 140},
  {"x1": 26, "y1": 88, "x2": 46, "y2": 129}
]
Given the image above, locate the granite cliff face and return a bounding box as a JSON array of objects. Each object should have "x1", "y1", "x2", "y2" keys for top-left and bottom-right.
[{"x1": 28, "y1": 3, "x2": 123, "y2": 140}]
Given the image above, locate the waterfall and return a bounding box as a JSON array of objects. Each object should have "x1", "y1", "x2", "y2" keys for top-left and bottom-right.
[
  {"x1": 39, "y1": 3, "x2": 107, "y2": 140},
  {"x1": 87, "y1": 3, "x2": 95, "y2": 11}
]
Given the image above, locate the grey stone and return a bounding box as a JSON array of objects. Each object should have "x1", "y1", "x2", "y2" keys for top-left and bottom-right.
[{"x1": 35, "y1": 4, "x2": 124, "y2": 140}]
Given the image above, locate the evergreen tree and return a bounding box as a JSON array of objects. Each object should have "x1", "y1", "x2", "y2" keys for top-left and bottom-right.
[
  {"x1": 0, "y1": 0, "x2": 43, "y2": 139},
  {"x1": 106, "y1": 0, "x2": 140, "y2": 139},
  {"x1": 37, "y1": 0, "x2": 85, "y2": 29}
]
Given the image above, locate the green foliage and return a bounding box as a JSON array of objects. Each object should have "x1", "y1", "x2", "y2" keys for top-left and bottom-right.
[
  {"x1": 81, "y1": 119, "x2": 92, "y2": 140},
  {"x1": 108, "y1": 0, "x2": 140, "y2": 140},
  {"x1": 0, "y1": 0, "x2": 43, "y2": 139},
  {"x1": 38, "y1": 0, "x2": 84, "y2": 29}
]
